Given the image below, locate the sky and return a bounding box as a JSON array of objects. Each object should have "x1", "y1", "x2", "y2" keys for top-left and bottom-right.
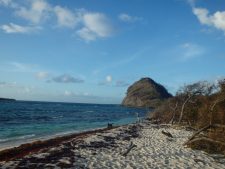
[{"x1": 0, "y1": 0, "x2": 225, "y2": 104}]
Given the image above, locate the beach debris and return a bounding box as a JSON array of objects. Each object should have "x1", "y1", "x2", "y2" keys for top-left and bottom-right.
[
  {"x1": 118, "y1": 125, "x2": 141, "y2": 141},
  {"x1": 127, "y1": 125, "x2": 140, "y2": 138},
  {"x1": 185, "y1": 126, "x2": 197, "y2": 131},
  {"x1": 102, "y1": 135, "x2": 116, "y2": 144},
  {"x1": 0, "y1": 127, "x2": 114, "y2": 162},
  {"x1": 78, "y1": 140, "x2": 116, "y2": 149},
  {"x1": 122, "y1": 141, "x2": 137, "y2": 157},
  {"x1": 57, "y1": 158, "x2": 73, "y2": 168},
  {"x1": 1, "y1": 123, "x2": 225, "y2": 169},
  {"x1": 194, "y1": 158, "x2": 205, "y2": 164},
  {"x1": 45, "y1": 163, "x2": 56, "y2": 168},
  {"x1": 210, "y1": 154, "x2": 225, "y2": 159},
  {"x1": 166, "y1": 138, "x2": 174, "y2": 142},
  {"x1": 161, "y1": 130, "x2": 173, "y2": 138},
  {"x1": 183, "y1": 124, "x2": 211, "y2": 146},
  {"x1": 210, "y1": 154, "x2": 225, "y2": 163},
  {"x1": 184, "y1": 124, "x2": 225, "y2": 148}
]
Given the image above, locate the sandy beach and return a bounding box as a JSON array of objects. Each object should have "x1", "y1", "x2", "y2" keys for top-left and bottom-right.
[{"x1": 0, "y1": 121, "x2": 224, "y2": 169}]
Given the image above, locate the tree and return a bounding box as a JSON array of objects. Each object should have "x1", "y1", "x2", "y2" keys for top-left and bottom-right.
[
  {"x1": 177, "y1": 81, "x2": 214, "y2": 124},
  {"x1": 168, "y1": 98, "x2": 178, "y2": 125},
  {"x1": 209, "y1": 79, "x2": 225, "y2": 125}
]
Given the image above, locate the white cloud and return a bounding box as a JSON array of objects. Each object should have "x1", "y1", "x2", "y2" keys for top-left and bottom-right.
[
  {"x1": 54, "y1": 6, "x2": 79, "y2": 28},
  {"x1": 180, "y1": 43, "x2": 204, "y2": 61},
  {"x1": 187, "y1": 0, "x2": 196, "y2": 7},
  {"x1": 0, "y1": 81, "x2": 17, "y2": 88},
  {"x1": 64, "y1": 90, "x2": 75, "y2": 96},
  {"x1": 118, "y1": 13, "x2": 142, "y2": 23},
  {"x1": 193, "y1": 7, "x2": 225, "y2": 34},
  {"x1": 1, "y1": 1, "x2": 115, "y2": 41},
  {"x1": 51, "y1": 74, "x2": 84, "y2": 83},
  {"x1": 10, "y1": 62, "x2": 27, "y2": 70},
  {"x1": 64, "y1": 90, "x2": 91, "y2": 97},
  {"x1": 16, "y1": 86, "x2": 35, "y2": 94},
  {"x1": 77, "y1": 12, "x2": 113, "y2": 41},
  {"x1": 15, "y1": 0, "x2": 51, "y2": 24},
  {"x1": 193, "y1": 8, "x2": 211, "y2": 25},
  {"x1": 0, "y1": 81, "x2": 35, "y2": 94},
  {"x1": 98, "y1": 75, "x2": 113, "y2": 86},
  {"x1": 115, "y1": 80, "x2": 129, "y2": 87},
  {"x1": 0, "y1": 0, "x2": 12, "y2": 6},
  {"x1": 36, "y1": 71, "x2": 49, "y2": 79},
  {"x1": 24, "y1": 87, "x2": 31, "y2": 93},
  {"x1": 0, "y1": 23, "x2": 41, "y2": 34},
  {"x1": 0, "y1": 0, "x2": 18, "y2": 7},
  {"x1": 8, "y1": 62, "x2": 38, "y2": 72},
  {"x1": 76, "y1": 27, "x2": 97, "y2": 41},
  {"x1": 83, "y1": 13, "x2": 113, "y2": 37},
  {"x1": 83, "y1": 92, "x2": 89, "y2": 96},
  {"x1": 106, "y1": 75, "x2": 112, "y2": 83}
]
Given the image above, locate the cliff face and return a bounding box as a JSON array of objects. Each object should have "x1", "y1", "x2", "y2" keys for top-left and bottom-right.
[{"x1": 122, "y1": 78, "x2": 172, "y2": 108}]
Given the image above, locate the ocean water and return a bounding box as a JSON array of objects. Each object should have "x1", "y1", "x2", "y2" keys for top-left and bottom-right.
[{"x1": 0, "y1": 101, "x2": 147, "y2": 149}]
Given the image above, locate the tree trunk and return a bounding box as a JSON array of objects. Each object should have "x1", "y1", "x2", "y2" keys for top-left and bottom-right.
[
  {"x1": 169, "y1": 102, "x2": 178, "y2": 125},
  {"x1": 183, "y1": 124, "x2": 211, "y2": 145},
  {"x1": 209, "y1": 97, "x2": 225, "y2": 125},
  {"x1": 186, "y1": 137, "x2": 225, "y2": 147},
  {"x1": 178, "y1": 95, "x2": 191, "y2": 124}
]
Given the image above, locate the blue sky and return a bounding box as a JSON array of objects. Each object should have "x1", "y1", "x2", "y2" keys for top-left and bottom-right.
[{"x1": 0, "y1": 0, "x2": 225, "y2": 104}]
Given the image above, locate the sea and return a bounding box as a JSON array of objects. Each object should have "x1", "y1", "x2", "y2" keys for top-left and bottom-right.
[{"x1": 0, "y1": 101, "x2": 148, "y2": 149}]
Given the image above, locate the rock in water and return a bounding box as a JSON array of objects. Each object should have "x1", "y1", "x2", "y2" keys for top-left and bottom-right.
[{"x1": 122, "y1": 78, "x2": 172, "y2": 108}]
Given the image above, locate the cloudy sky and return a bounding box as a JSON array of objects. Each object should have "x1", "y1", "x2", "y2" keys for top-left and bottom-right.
[{"x1": 0, "y1": 0, "x2": 225, "y2": 104}]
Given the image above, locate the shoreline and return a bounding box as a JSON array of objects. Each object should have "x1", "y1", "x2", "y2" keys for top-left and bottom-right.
[
  {"x1": 0, "y1": 126, "x2": 108, "y2": 151},
  {"x1": 0, "y1": 118, "x2": 145, "y2": 152},
  {"x1": 1, "y1": 121, "x2": 224, "y2": 168},
  {"x1": 0, "y1": 125, "x2": 120, "y2": 162}
]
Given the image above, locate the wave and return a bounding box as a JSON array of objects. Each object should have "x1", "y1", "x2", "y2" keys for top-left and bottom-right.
[
  {"x1": 0, "y1": 138, "x2": 10, "y2": 143},
  {"x1": 18, "y1": 134, "x2": 35, "y2": 139},
  {"x1": 84, "y1": 110, "x2": 94, "y2": 113},
  {"x1": 52, "y1": 115, "x2": 63, "y2": 119},
  {"x1": 0, "y1": 134, "x2": 35, "y2": 143}
]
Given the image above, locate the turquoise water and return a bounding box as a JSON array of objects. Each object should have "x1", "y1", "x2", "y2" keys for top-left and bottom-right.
[{"x1": 0, "y1": 101, "x2": 147, "y2": 148}]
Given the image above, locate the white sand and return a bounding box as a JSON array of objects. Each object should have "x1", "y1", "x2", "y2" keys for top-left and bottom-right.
[
  {"x1": 79, "y1": 124, "x2": 225, "y2": 169},
  {"x1": 0, "y1": 122, "x2": 224, "y2": 169}
]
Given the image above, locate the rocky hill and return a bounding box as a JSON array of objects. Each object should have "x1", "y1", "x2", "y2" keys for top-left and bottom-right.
[
  {"x1": 122, "y1": 78, "x2": 172, "y2": 108},
  {"x1": 0, "y1": 98, "x2": 16, "y2": 102}
]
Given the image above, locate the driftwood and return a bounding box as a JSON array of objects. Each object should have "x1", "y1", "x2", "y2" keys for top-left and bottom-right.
[
  {"x1": 184, "y1": 124, "x2": 225, "y2": 146},
  {"x1": 122, "y1": 142, "x2": 137, "y2": 156},
  {"x1": 194, "y1": 158, "x2": 205, "y2": 163},
  {"x1": 185, "y1": 126, "x2": 197, "y2": 131},
  {"x1": 212, "y1": 124, "x2": 225, "y2": 128},
  {"x1": 161, "y1": 130, "x2": 173, "y2": 138},
  {"x1": 186, "y1": 137, "x2": 225, "y2": 147},
  {"x1": 183, "y1": 124, "x2": 211, "y2": 145}
]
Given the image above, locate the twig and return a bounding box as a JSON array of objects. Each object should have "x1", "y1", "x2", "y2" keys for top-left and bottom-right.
[
  {"x1": 161, "y1": 130, "x2": 173, "y2": 138},
  {"x1": 122, "y1": 142, "x2": 137, "y2": 156}
]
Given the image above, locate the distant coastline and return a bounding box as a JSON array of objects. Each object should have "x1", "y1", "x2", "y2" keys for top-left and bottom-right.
[{"x1": 0, "y1": 98, "x2": 16, "y2": 102}]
